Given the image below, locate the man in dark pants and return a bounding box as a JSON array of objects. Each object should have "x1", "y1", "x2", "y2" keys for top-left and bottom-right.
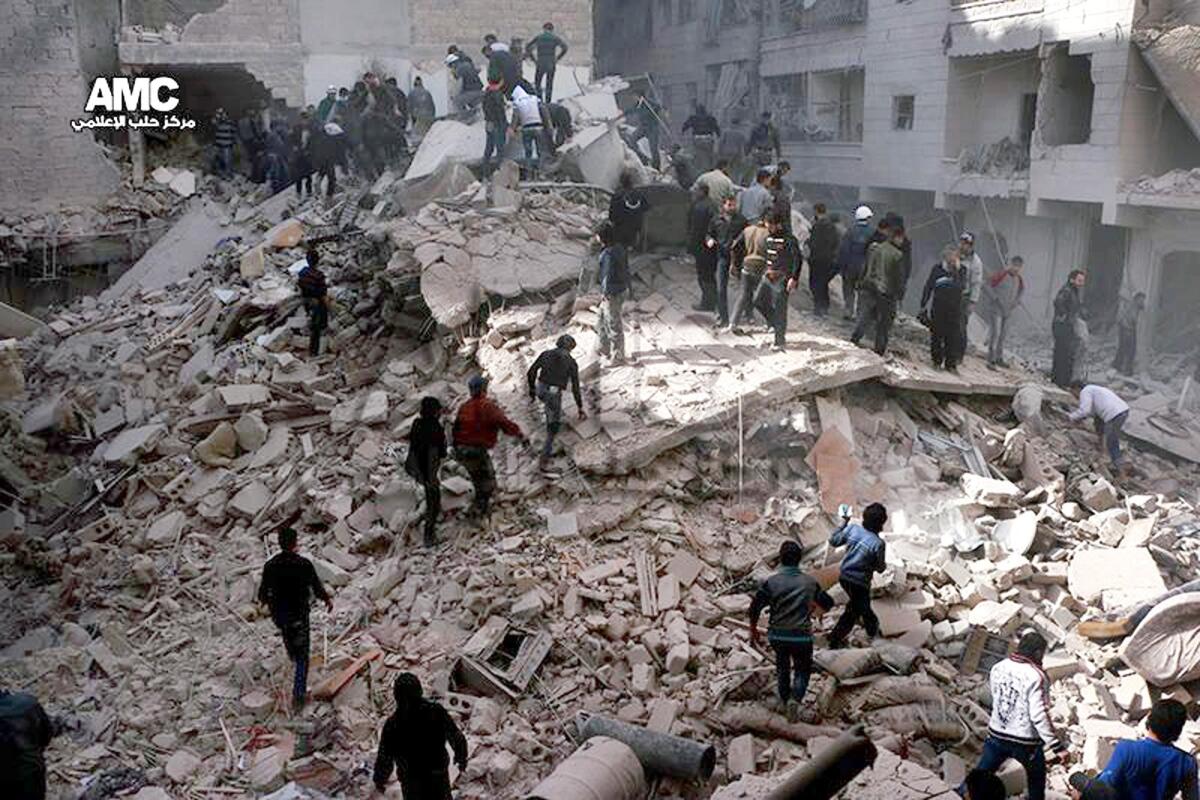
[
  {"x1": 755, "y1": 212, "x2": 804, "y2": 351},
  {"x1": 1113, "y1": 292, "x2": 1145, "y2": 376},
  {"x1": 687, "y1": 183, "x2": 719, "y2": 311},
  {"x1": 806, "y1": 203, "x2": 840, "y2": 316},
  {"x1": 0, "y1": 690, "x2": 55, "y2": 800},
  {"x1": 962, "y1": 632, "x2": 1065, "y2": 800},
  {"x1": 372, "y1": 673, "x2": 468, "y2": 800},
  {"x1": 749, "y1": 541, "x2": 834, "y2": 722},
  {"x1": 525, "y1": 21, "x2": 568, "y2": 103},
  {"x1": 452, "y1": 376, "x2": 528, "y2": 520},
  {"x1": 706, "y1": 194, "x2": 747, "y2": 328},
  {"x1": 1068, "y1": 383, "x2": 1130, "y2": 473},
  {"x1": 850, "y1": 226, "x2": 907, "y2": 356},
  {"x1": 920, "y1": 244, "x2": 966, "y2": 372},
  {"x1": 527, "y1": 335, "x2": 587, "y2": 470},
  {"x1": 827, "y1": 503, "x2": 887, "y2": 649},
  {"x1": 258, "y1": 527, "x2": 333, "y2": 711},
  {"x1": 406, "y1": 397, "x2": 447, "y2": 546},
  {"x1": 727, "y1": 215, "x2": 770, "y2": 332},
  {"x1": 628, "y1": 89, "x2": 664, "y2": 170},
  {"x1": 836, "y1": 205, "x2": 874, "y2": 320},
  {"x1": 1052, "y1": 270, "x2": 1086, "y2": 387},
  {"x1": 608, "y1": 171, "x2": 650, "y2": 249},
  {"x1": 297, "y1": 248, "x2": 329, "y2": 357}
]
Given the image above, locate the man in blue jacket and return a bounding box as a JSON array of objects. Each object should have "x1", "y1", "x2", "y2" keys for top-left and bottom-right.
[
  {"x1": 1094, "y1": 699, "x2": 1199, "y2": 800},
  {"x1": 827, "y1": 502, "x2": 887, "y2": 648},
  {"x1": 749, "y1": 541, "x2": 834, "y2": 721},
  {"x1": 836, "y1": 204, "x2": 874, "y2": 320}
]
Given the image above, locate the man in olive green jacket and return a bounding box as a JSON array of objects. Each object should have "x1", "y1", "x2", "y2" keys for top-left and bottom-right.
[{"x1": 851, "y1": 226, "x2": 907, "y2": 356}]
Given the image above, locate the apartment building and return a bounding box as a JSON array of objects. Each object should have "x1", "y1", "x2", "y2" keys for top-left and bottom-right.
[{"x1": 595, "y1": 0, "x2": 1200, "y2": 353}]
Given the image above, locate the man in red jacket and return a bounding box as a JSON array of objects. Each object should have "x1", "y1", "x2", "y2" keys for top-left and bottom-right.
[{"x1": 452, "y1": 375, "x2": 528, "y2": 519}]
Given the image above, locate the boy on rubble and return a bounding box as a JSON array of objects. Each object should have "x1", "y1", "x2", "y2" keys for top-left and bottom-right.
[
  {"x1": 1094, "y1": 698, "x2": 1198, "y2": 800},
  {"x1": 452, "y1": 376, "x2": 529, "y2": 520},
  {"x1": 749, "y1": 541, "x2": 834, "y2": 721},
  {"x1": 826, "y1": 502, "x2": 887, "y2": 649},
  {"x1": 527, "y1": 334, "x2": 586, "y2": 470}
]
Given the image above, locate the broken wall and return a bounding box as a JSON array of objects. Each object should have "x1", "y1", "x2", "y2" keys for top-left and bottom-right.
[
  {"x1": 407, "y1": 0, "x2": 593, "y2": 64},
  {"x1": 0, "y1": 0, "x2": 121, "y2": 213}
]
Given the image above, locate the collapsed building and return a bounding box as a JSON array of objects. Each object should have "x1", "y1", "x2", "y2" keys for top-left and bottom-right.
[{"x1": 596, "y1": 0, "x2": 1200, "y2": 356}]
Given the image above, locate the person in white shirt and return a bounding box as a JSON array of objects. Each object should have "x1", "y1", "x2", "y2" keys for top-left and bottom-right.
[
  {"x1": 1068, "y1": 383, "x2": 1130, "y2": 470},
  {"x1": 511, "y1": 85, "x2": 546, "y2": 176}
]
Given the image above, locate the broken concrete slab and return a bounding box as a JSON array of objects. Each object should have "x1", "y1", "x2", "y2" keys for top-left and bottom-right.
[
  {"x1": 1067, "y1": 547, "x2": 1166, "y2": 607},
  {"x1": 405, "y1": 119, "x2": 487, "y2": 181},
  {"x1": 194, "y1": 421, "x2": 239, "y2": 467},
  {"x1": 216, "y1": 384, "x2": 271, "y2": 409},
  {"x1": 228, "y1": 480, "x2": 271, "y2": 519},
  {"x1": 102, "y1": 423, "x2": 165, "y2": 463}
]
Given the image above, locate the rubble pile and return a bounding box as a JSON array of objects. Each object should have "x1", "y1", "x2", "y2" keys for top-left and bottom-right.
[
  {"x1": 957, "y1": 136, "x2": 1031, "y2": 176},
  {"x1": 1120, "y1": 167, "x2": 1200, "y2": 196}
]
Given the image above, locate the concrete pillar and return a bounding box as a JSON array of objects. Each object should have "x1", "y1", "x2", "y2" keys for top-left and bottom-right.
[{"x1": 130, "y1": 127, "x2": 145, "y2": 187}]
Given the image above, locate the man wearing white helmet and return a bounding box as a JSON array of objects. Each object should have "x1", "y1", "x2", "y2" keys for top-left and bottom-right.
[{"x1": 836, "y1": 205, "x2": 875, "y2": 320}]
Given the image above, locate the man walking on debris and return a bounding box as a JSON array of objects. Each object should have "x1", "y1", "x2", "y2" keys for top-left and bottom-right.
[
  {"x1": 512, "y1": 85, "x2": 547, "y2": 178},
  {"x1": 749, "y1": 541, "x2": 835, "y2": 722},
  {"x1": 836, "y1": 205, "x2": 874, "y2": 320},
  {"x1": 481, "y1": 80, "x2": 508, "y2": 177},
  {"x1": 850, "y1": 223, "x2": 907, "y2": 355},
  {"x1": 258, "y1": 527, "x2": 333, "y2": 711},
  {"x1": 628, "y1": 88, "x2": 664, "y2": 170},
  {"x1": 0, "y1": 689, "x2": 55, "y2": 800},
  {"x1": 371, "y1": 673, "x2": 468, "y2": 800},
  {"x1": 958, "y1": 232, "x2": 985, "y2": 346},
  {"x1": 1113, "y1": 292, "x2": 1145, "y2": 376},
  {"x1": 688, "y1": 183, "x2": 719, "y2": 312},
  {"x1": 406, "y1": 397, "x2": 447, "y2": 546},
  {"x1": 981, "y1": 255, "x2": 1024, "y2": 369},
  {"x1": 726, "y1": 213, "x2": 770, "y2": 332},
  {"x1": 446, "y1": 52, "x2": 484, "y2": 112},
  {"x1": 1052, "y1": 270, "x2": 1087, "y2": 387},
  {"x1": 525, "y1": 22, "x2": 568, "y2": 103},
  {"x1": 757, "y1": 212, "x2": 803, "y2": 351},
  {"x1": 452, "y1": 376, "x2": 528, "y2": 520},
  {"x1": 707, "y1": 193, "x2": 747, "y2": 329},
  {"x1": 827, "y1": 503, "x2": 887, "y2": 649},
  {"x1": 1068, "y1": 383, "x2": 1130, "y2": 473},
  {"x1": 409, "y1": 76, "x2": 436, "y2": 136},
  {"x1": 297, "y1": 248, "x2": 330, "y2": 357},
  {"x1": 963, "y1": 632, "x2": 1065, "y2": 800},
  {"x1": 608, "y1": 171, "x2": 650, "y2": 250},
  {"x1": 921, "y1": 244, "x2": 967, "y2": 373},
  {"x1": 527, "y1": 335, "x2": 587, "y2": 469},
  {"x1": 806, "y1": 203, "x2": 839, "y2": 317},
  {"x1": 1093, "y1": 698, "x2": 1199, "y2": 800},
  {"x1": 596, "y1": 221, "x2": 631, "y2": 364}
]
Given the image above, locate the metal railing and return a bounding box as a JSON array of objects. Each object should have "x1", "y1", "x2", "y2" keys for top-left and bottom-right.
[{"x1": 779, "y1": 0, "x2": 868, "y2": 32}]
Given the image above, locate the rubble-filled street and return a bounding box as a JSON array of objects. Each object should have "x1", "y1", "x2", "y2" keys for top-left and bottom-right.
[{"x1": 5, "y1": 2, "x2": 1200, "y2": 800}]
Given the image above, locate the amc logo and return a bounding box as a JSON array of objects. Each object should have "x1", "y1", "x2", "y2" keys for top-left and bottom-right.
[{"x1": 86, "y1": 77, "x2": 181, "y2": 112}]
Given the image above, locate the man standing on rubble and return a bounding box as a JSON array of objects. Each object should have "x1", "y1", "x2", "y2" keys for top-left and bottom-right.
[
  {"x1": 707, "y1": 193, "x2": 747, "y2": 329},
  {"x1": 628, "y1": 88, "x2": 664, "y2": 170},
  {"x1": 836, "y1": 205, "x2": 874, "y2": 321},
  {"x1": 958, "y1": 232, "x2": 985, "y2": 347},
  {"x1": 980, "y1": 255, "x2": 1024, "y2": 369},
  {"x1": 963, "y1": 632, "x2": 1065, "y2": 800},
  {"x1": 409, "y1": 77, "x2": 436, "y2": 137},
  {"x1": 1094, "y1": 698, "x2": 1199, "y2": 800},
  {"x1": 750, "y1": 541, "x2": 835, "y2": 722},
  {"x1": 525, "y1": 21, "x2": 568, "y2": 103},
  {"x1": 596, "y1": 221, "x2": 631, "y2": 364},
  {"x1": 481, "y1": 80, "x2": 508, "y2": 177},
  {"x1": 726, "y1": 213, "x2": 770, "y2": 333},
  {"x1": 1068, "y1": 383, "x2": 1130, "y2": 473},
  {"x1": 212, "y1": 108, "x2": 238, "y2": 179},
  {"x1": 297, "y1": 248, "x2": 330, "y2": 358},
  {"x1": 827, "y1": 503, "x2": 887, "y2": 649},
  {"x1": 406, "y1": 397, "x2": 447, "y2": 547},
  {"x1": 682, "y1": 103, "x2": 721, "y2": 172},
  {"x1": 693, "y1": 158, "x2": 735, "y2": 204},
  {"x1": 748, "y1": 111, "x2": 781, "y2": 169},
  {"x1": 511, "y1": 85, "x2": 547, "y2": 178},
  {"x1": 452, "y1": 376, "x2": 528, "y2": 520},
  {"x1": 807, "y1": 203, "x2": 840, "y2": 317},
  {"x1": 688, "y1": 183, "x2": 720, "y2": 312},
  {"x1": 371, "y1": 673, "x2": 468, "y2": 800},
  {"x1": 1113, "y1": 292, "x2": 1146, "y2": 376},
  {"x1": 1053, "y1": 270, "x2": 1087, "y2": 387},
  {"x1": 921, "y1": 244, "x2": 967, "y2": 372},
  {"x1": 527, "y1": 335, "x2": 587, "y2": 469},
  {"x1": 850, "y1": 224, "x2": 907, "y2": 356},
  {"x1": 0, "y1": 689, "x2": 55, "y2": 800},
  {"x1": 446, "y1": 52, "x2": 484, "y2": 113},
  {"x1": 608, "y1": 171, "x2": 650, "y2": 250},
  {"x1": 258, "y1": 527, "x2": 333, "y2": 711}
]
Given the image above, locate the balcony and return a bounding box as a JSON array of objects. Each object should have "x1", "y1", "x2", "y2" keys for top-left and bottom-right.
[{"x1": 779, "y1": 0, "x2": 867, "y2": 33}]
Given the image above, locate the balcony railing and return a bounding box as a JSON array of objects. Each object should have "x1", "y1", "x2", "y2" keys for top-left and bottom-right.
[{"x1": 779, "y1": 0, "x2": 867, "y2": 32}]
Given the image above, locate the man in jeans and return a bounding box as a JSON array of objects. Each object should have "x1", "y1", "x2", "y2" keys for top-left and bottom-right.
[
  {"x1": 827, "y1": 503, "x2": 887, "y2": 649},
  {"x1": 706, "y1": 194, "x2": 747, "y2": 328},
  {"x1": 981, "y1": 255, "x2": 1025, "y2": 368},
  {"x1": 258, "y1": 527, "x2": 333, "y2": 711},
  {"x1": 481, "y1": 80, "x2": 507, "y2": 177},
  {"x1": 1069, "y1": 383, "x2": 1130, "y2": 473},
  {"x1": 962, "y1": 632, "x2": 1066, "y2": 800},
  {"x1": 596, "y1": 221, "x2": 630, "y2": 364},
  {"x1": 725, "y1": 215, "x2": 771, "y2": 332},
  {"x1": 527, "y1": 335, "x2": 587, "y2": 470},
  {"x1": 749, "y1": 541, "x2": 834, "y2": 721}
]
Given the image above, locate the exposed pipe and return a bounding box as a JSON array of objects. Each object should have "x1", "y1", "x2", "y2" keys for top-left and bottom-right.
[
  {"x1": 575, "y1": 713, "x2": 717, "y2": 781},
  {"x1": 762, "y1": 723, "x2": 877, "y2": 800}
]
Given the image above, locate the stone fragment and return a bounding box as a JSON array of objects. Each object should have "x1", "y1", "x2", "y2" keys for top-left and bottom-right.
[
  {"x1": 164, "y1": 749, "x2": 202, "y2": 783},
  {"x1": 216, "y1": 384, "x2": 271, "y2": 409},
  {"x1": 145, "y1": 510, "x2": 187, "y2": 546},
  {"x1": 228, "y1": 480, "x2": 271, "y2": 519},
  {"x1": 1067, "y1": 547, "x2": 1165, "y2": 606},
  {"x1": 193, "y1": 421, "x2": 239, "y2": 466},
  {"x1": 665, "y1": 642, "x2": 689, "y2": 675},
  {"x1": 234, "y1": 412, "x2": 269, "y2": 452},
  {"x1": 960, "y1": 474, "x2": 1022, "y2": 507},
  {"x1": 727, "y1": 733, "x2": 756, "y2": 777},
  {"x1": 665, "y1": 551, "x2": 704, "y2": 587},
  {"x1": 360, "y1": 390, "x2": 389, "y2": 424},
  {"x1": 368, "y1": 560, "x2": 405, "y2": 601},
  {"x1": 1080, "y1": 476, "x2": 1118, "y2": 512},
  {"x1": 103, "y1": 424, "x2": 165, "y2": 463}
]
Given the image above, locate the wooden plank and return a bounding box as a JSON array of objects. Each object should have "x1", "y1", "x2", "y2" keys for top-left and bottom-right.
[
  {"x1": 311, "y1": 648, "x2": 381, "y2": 701},
  {"x1": 635, "y1": 550, "x2": 658, "y2": 617}
]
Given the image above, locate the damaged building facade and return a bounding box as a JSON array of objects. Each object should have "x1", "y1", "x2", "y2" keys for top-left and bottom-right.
[{"x1": 597, "y1": 0, "x2": 1200, "y2": 354}]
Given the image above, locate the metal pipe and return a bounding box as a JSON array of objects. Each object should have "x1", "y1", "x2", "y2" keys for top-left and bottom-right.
[
  {"x1": 763, "y1": 724, "x2": 877, "y2": 800},
  {"x1": 575, "y1": 713, "x2": 716, "y2": 781}
]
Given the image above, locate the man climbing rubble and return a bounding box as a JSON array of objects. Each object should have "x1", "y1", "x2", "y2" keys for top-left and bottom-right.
[
  {"x1": 405, "y1": 397, "x2": 447, "y2": 547},
  {"x1": 0, "y1": 689, "x2": 55, "y2": 800},
  {"x1": 527, "y1": 335, "x2": 586, "y2": 470},
  {"x1": 371, "y1": 673, "x2": 468, "y2": 800},
  {"x1": 1067, "y1": 383, "x2": 1130, "y2": 474},
  {"x1": 827, "y1": 503, "x2": 887, "y2": 649},
  {"x1": 297, "y1": 248, "x2": 330, "y2": 358},
  {"x1": 257, "y1": 526, "x2": 333, "y2": 711},
  {"x1": 749, "y1": 541, "x2": 834, "y2": 722},
  {"x1": 452, "y1": 376, "x2": 528, "y2": 520},
  {"x1": 962, "y1": 631, "x2": 1065, "y2": 800}
]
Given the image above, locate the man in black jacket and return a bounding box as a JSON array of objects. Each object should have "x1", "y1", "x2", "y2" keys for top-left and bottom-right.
[
  {"x1": 372, "y1": 673, "x2": 468, "y2": 799},
  {"x1": 407, "y1": 397, "x2": 447, "y2": 546},
  {"x1": 608, "y1": 171, "x2": 650, "y2": 249},
  {"x1": 258, "y1": 527, "x2": 332, "y2": 710},
  {"x1": 758, "y1": 212, "x2": 804, "y2": 351},
  {"x1": 525, "y1": 22, "x2": 568, "y2": 103},
  {"x1": 807, "y1": 203, "x2": 840, "y2": 316},
  {"x1": 1053, "y1": 270, "x2": 1087, "y2": 387},
  {"x1": 297, "y1": 248, "x2": 329, "y2": 357},
  {"x1": 688, "y1": 183, "x2": 719, "y2": 311},
  {"x1": 706, "y1": 194, "x2": 747, "y2": 328},
  {"x1": 527, "y1": 335, "x2": 586, "y2": 469},
  {"x1": 920, "y1": 244, "x2": 967, "y2": 371},
  {"x1": 0, "y1": 690, "x2": 55, "y2": 800},
  {"x1": 750, "y1": 541, "x2": 834, "y2": 721}
]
